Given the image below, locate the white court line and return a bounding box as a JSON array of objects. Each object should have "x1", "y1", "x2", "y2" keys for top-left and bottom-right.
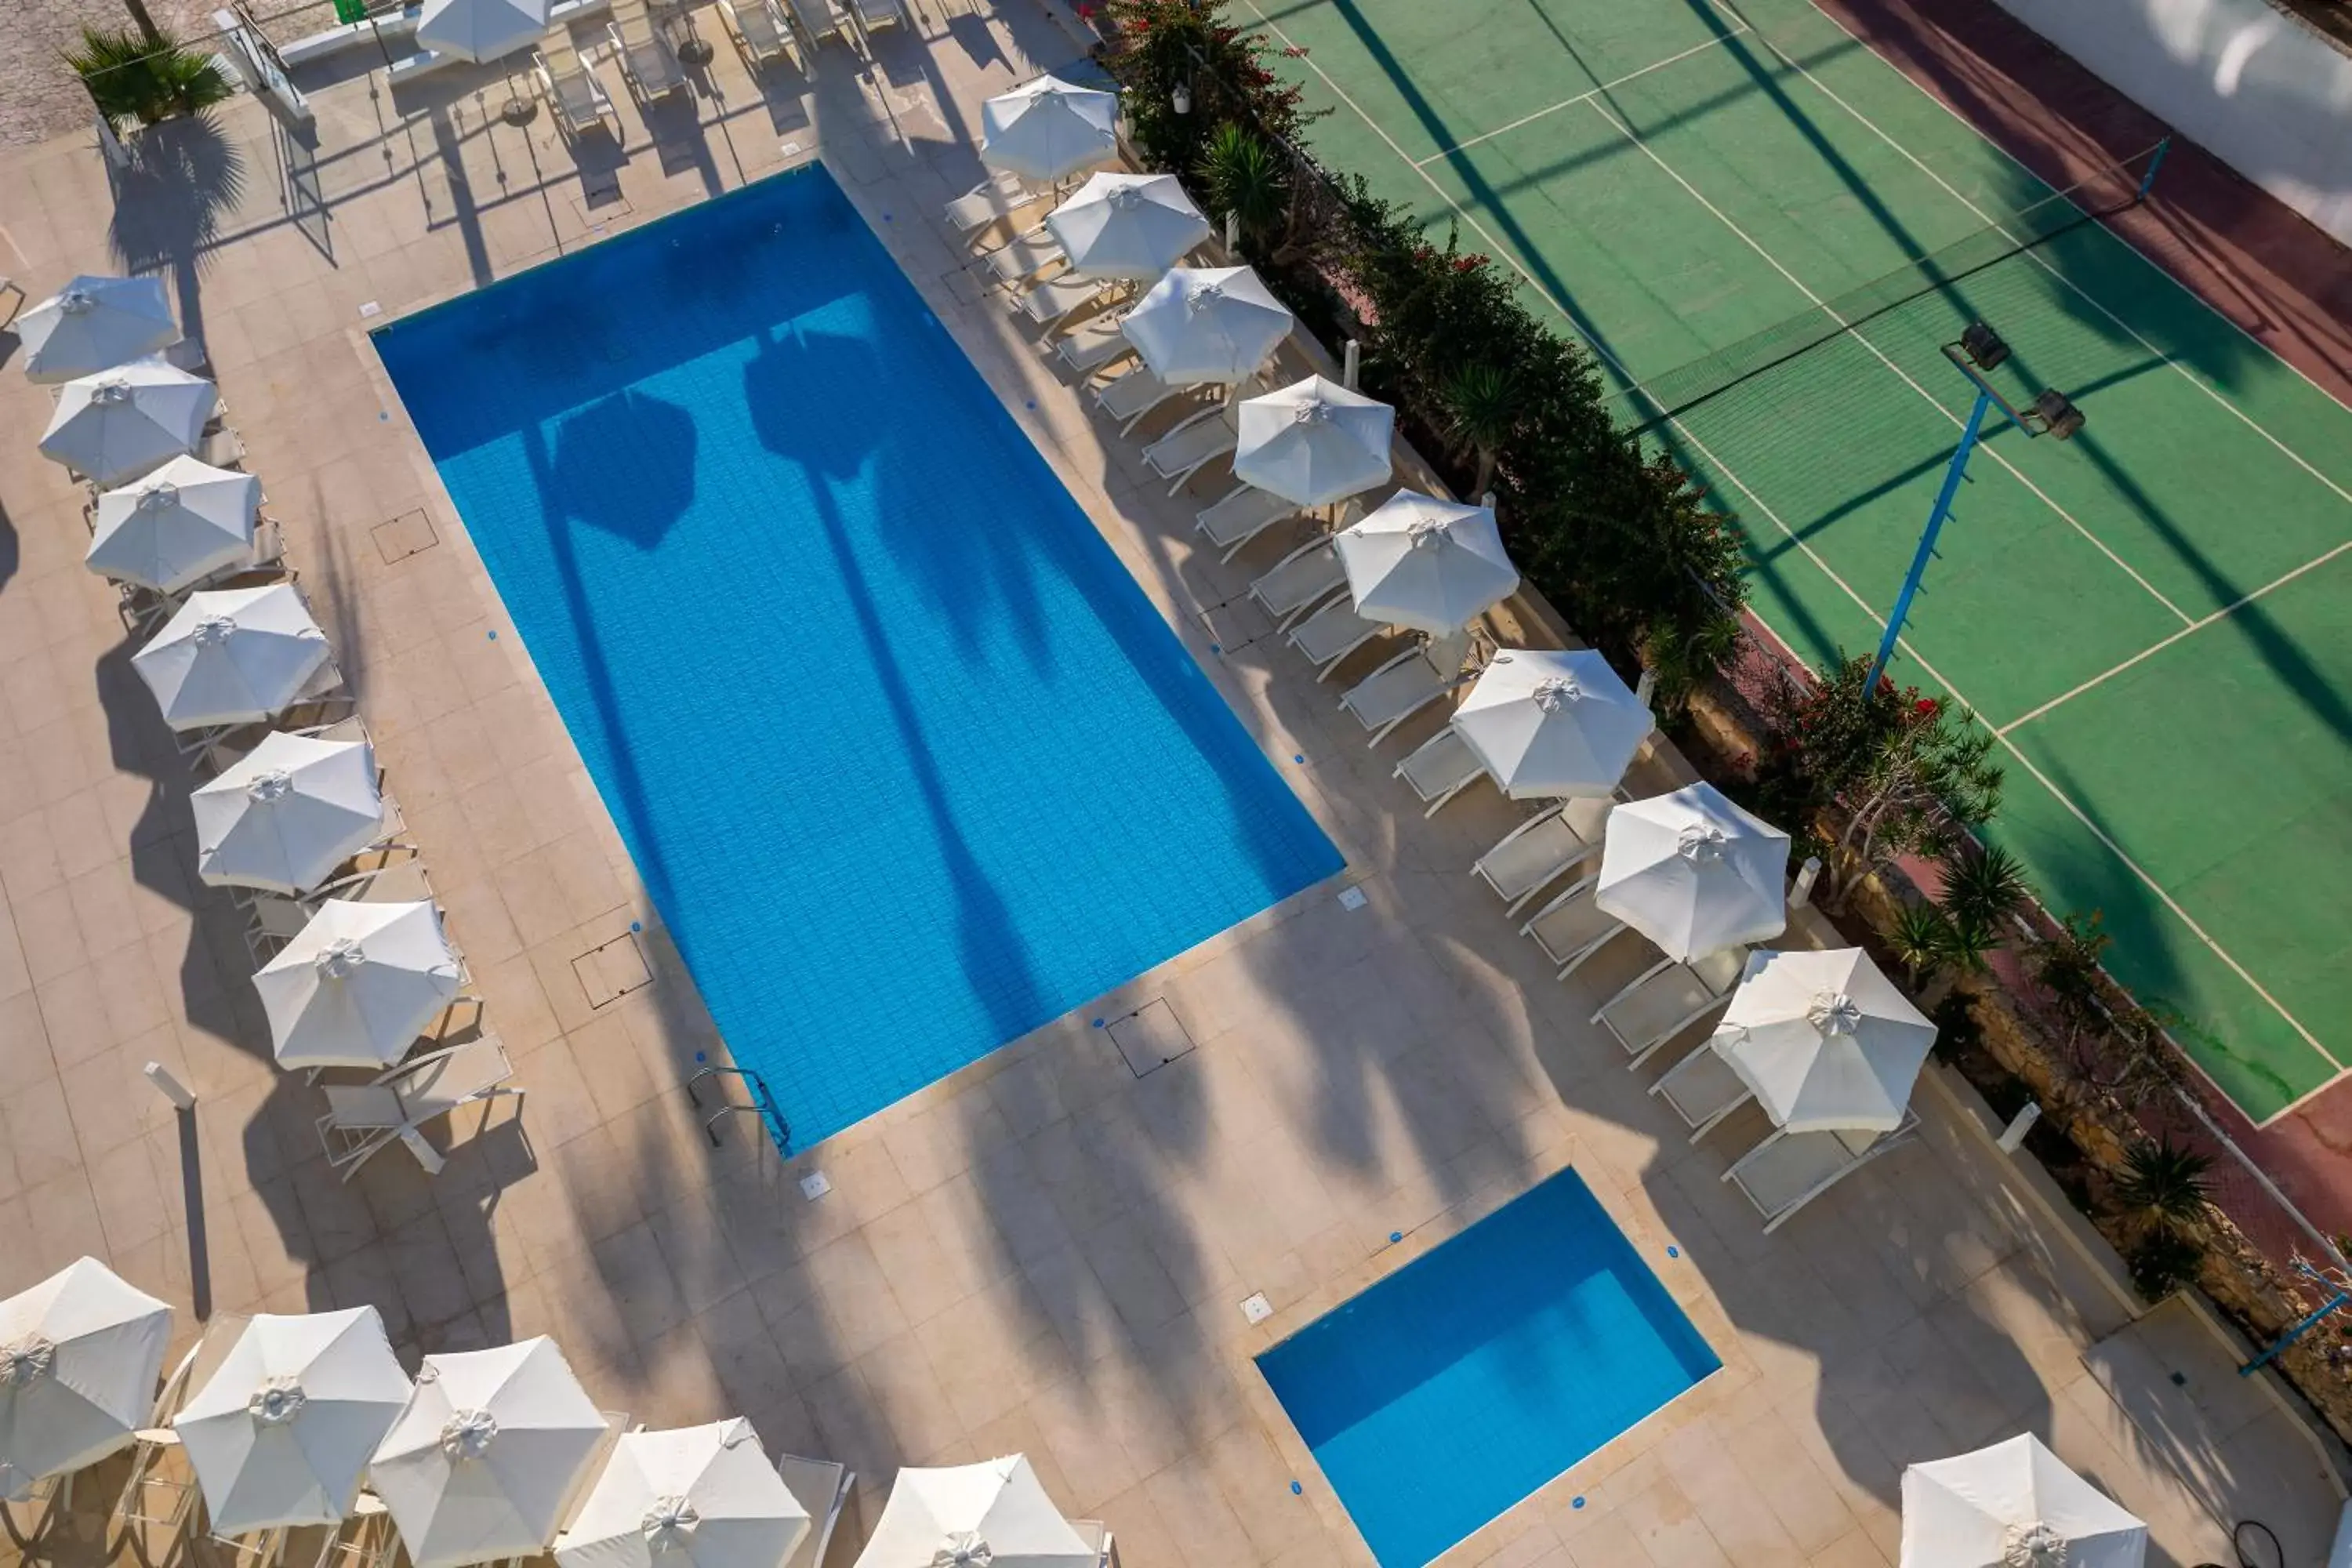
[
  {"x1": 1580, "y1": 94, "x2": 2197, "y2": 627},
  {"x1": 1243, "y1": 0, "x2": 2341, "y2": 1083},
  {"x1": 1410, "y1": 30, "x2": 1750, "y2": 166},
  {"x1": 1998, "y1": 535, "x2": 2352, "y2": 734}
]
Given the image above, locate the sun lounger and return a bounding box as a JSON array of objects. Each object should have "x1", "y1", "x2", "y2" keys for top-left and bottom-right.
[
  {"x1": 1473, "y1": 795, "x2": 1614, "y2": 913},
  {"x1": 1055, "y1": 311, "x2": 1137, "y2": 378},
  {"x1": 1650, "y1": 1038, "x2": 1755, "y2": 1141},
  {"x1": 537, "y1": 33, "x2": 620, "y2": 139},
  {"x1": 1287, "y1": 593, "x2": 1388, "y2": 679},
  {"x1": 720, "y1": 0, "x2": 796, "y2": 66},
  {"x1": 1726, "y1": 1112, "x2": 1918, "y2": 1233},
  {"x1": 1195, "y1": 482, "x2": 1298, "y2": 562},
  {"x1": 981, "y1": 227, "x2": 1065, "y2": 290},
  {"x1": 1069, "y1": 1520, "x2": 1116, "y2": 1568},
  {"x1": 609, "y1": 2, "x2": 689, "y2": 103},
  {"x1": 1519, "y1": 873, "x2": 1622, "y2": 975},
  {"x1": 782, "y1": 0, "x2": 847, "y2": 45},
  {"x1": 1015, "y1": 273, "x2": 1116, "y2": 332},
  {"x1": 1093, "y1": 360, "x2": 1185, "y2": 433},
  {"x1": 778, "y1": 1456, "x2": 853, "y2": 1568},
  {"x1": 317, "y1": 1034, "x2": 520, "y2": 1181},
  {"x1": 1250, "y1": 535, "x2": 1345, "y2": 627},
  {"x1": 310, "y1": 1494, "x2": 397, "y2": 1568},
  {"x1": 850, "y1": 0, "x2": 903, "y2": 29},
  {"x1": 1340, "y1": 641, "x2": 1463, "y2": 745},
  {"x1": 1142, "y1": 401, "x2": 1240, "y2": 494},
  {"x1": 1594, "y1": 944, "x2": 1750, "y2": 1069},
  {"x1": 1396, "y1": 725, "x2": 1488, "y2": 816},
  {"x1": 947, "y1": 171, "x2": 1045, "y2": 246}
]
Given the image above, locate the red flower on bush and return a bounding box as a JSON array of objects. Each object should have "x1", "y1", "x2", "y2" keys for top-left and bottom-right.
[{"x1": 1914, "y1": 696, "x2": 1940, "y2": 717}]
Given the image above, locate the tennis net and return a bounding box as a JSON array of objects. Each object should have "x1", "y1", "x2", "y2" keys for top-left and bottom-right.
[{"x1": 1618, "y1": 140, "x2": 2168, "y2": 433}]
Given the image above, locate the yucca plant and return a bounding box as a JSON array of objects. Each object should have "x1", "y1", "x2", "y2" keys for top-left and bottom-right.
[
  {"x1": 1197, "y1": 122, "x2": 1287, "y2": 255},
  {"x1": 2114, "y1": 1138, "x2": 2212, "y2": 1235},
  {"x1": 1441, "y1": 363, "x2": 1517, "y2": 499},
  {"x1": 1886, "y1": 901, "x2": 1955, "y2": 990},
  {"x1": 1940, "y1": 843, "x2": 2030, "y2": 942},
  {"x1": 67, "y1": 25, "x2": 231, "y2": 132}
]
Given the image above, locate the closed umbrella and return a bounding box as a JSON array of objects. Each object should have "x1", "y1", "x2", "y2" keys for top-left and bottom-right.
[
  {"x1": 174, "y1": 1307, "x2": 411, "y2": 1537},
  {"x1": 17, "y1": 275, "x2": 179, "y2": 383},
  {"x1": 1713, "y1": 947, "x2": 1935, "y2": 1134},
  {"x1": 1452, "y1": 648, "x2": 1649, "y2": 800},
  {"x1": 979, "y1": 75, "x2": 1119, "y2": 184},
  {"x1": 0, "y1": 1258, "x2": 172, "y2": 1501},
  {"x1": 556, "y1": 1418, "x2": 809, "y2": 1568},
  {"x1": 88, "y1": 454, "x2": 260, "y2": 593},
  {"x1": 372, "y1": 1339, "x2": 608, "y2": 1568},
  {"x1": 1120, "y1": 265, "x2": 1292, "y2": 386},
  {"x1": 1232, "y1": 375, "x2": 1394, "y2": 509},
  {"x1": 416, "y1": 0, "x2": 550, "y2": 60},
  {"x1": 1901, "y1": 1434, "x2": 2146, "y2": 1568},
  {"x1": 132, "y1": 583, "x2": 332, "y2": 731},
  {"x1": 38, "y1": 356, "x2": 216, "y2": 486},
  {"x1": 253, "y1": 900, "x2": 463, "y2": 1070},
  {"x1": 193, "y1": 732, "x2": 386, "y2": 895},
  {"x1": 1595, "y1": 782, "x2": 1789, "y2": 962},
  {"x1": 1334, "y1": 489, "x2": 1518, "y2": 635},
  {"x1": 854, "y1": 1456, "x2": 1092, "y2": 1568},
  {"x1": 1045, "y1": 172, "x2": 1210, "y2": 281}
]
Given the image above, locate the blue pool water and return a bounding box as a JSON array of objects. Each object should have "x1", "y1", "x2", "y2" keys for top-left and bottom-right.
[
  {"x1": 373, "y1": 169, "x2": 1340, "y2": 1145},
  {"x1": 1258, "y1": 1170, "x2": 1720, "y2": 1567}
]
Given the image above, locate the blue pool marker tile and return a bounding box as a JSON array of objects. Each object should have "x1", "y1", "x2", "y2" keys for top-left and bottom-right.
[
  {"x1": 1389, "y1": 1231, "x2": 1403, "y2": 1244},
  {"x1": 1091, "y1": 1018, "x2": 1105, "y2": 1028},
  {"x1": 1666, "y1": 1245, "x2": 1680, "y2": 1258},
  {"x1": 1572, "y1": 1497, "x2": 1586, "y2": 1511},
  {"x1": 1290, "y1": 1482, "x2": 1302, "y2": 1496},
  {"x1": 630, "y1": 921, "x2": 642, "y2": 933}
]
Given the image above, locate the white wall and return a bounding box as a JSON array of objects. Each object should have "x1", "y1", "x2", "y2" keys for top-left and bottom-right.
[{"x1": 1987, "y1": 0, "x2": 2352, "y2": 245}]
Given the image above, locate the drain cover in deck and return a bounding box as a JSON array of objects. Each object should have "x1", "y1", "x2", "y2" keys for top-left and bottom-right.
[
  {"x1": 371, "y1": 510, "x2": 437, "y2": 564},
  {"x1": 1108, "y1": 999, "x2": 1194, "y2": 1078},
  {"x1": 573, "y1": 929, "x2": 652, "y2": 1008}
]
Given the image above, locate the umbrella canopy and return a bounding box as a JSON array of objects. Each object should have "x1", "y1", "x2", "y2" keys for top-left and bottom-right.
[
  {"x1": 18, "y1": 274, "x2": 179, "y2": 383},
  {"x1": 979, "y1": 75, "x2": 1119, "y2": 184},
  {"x1": 1232, "y1": 375, "x2": 1394, "y2": 509},
  {"x1": 174, "y1": 1307, "x2": 411, "y2": 1536},
  {"x1": 254, "y1": 899, "x2": 463, "y2": 1070},
  {"x1": 1452, "y1": 648, "x2": 1650, "y2": 800},
  {"x1": 88, "y1": 454, "x2": 260, "y2": 594},
  {"x1": 1120, "y1": 266, "x2": 1292, "y2": 386},
  {"x1": 0, "y1": 1258, "x2": 172, "y2": 1501},
  {"x1": 1334, "y1": 489, "x2": 1519, "y2": 636},
  {"x1": 416, "y1": 0, "x2": 550, "y2": 60},
  {"x1": 193, "y1": 732, "x2": 386, "y2": 896},
  {"x1": 1714, "y1": 947, "x2": 1936, "y2": 1134},
  {"x1": 555, "y1": 1418, "x2": 809, "y2": 1568},
  {"x1": 1901, "y1": 1434, "x2": 2147, "y2": 1568},
  {"x1": 854, "y1": 1456, "x2": 1092, "y2": 1568},
  {"x1": 132, "y1": 583, "x2": 332, "y2": 732},
  {"x1": 1044, "y1": 172, "x2": 1210, "y2": 281},
  {"x1": 373, "y1": 1339, "x2": 608, "y2": 1568},
  {"x1": 38, "y1": 355, "x2": 216, "y2": 487},
  {"x1": 1595, "y1": 782, "x2": 1790, "y2": 962}
]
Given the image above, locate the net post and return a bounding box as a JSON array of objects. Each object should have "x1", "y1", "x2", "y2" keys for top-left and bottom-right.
[
  {"x1": 2136, "y1": 137, "x2": 2172, "y2": 202},
  {"x1": 1865, "y1": 387, "x2": 1994, "y2": 693}
]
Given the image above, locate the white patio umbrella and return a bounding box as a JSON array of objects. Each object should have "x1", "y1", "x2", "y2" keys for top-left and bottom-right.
[
  {"x1": 416, "y1": 0, "x2": 550, "y2": 60},
  {"x1": 132, "y1": 582, "x2": 332, "y2": 732},
  {"x1": 555, "y1": 1418, "x2": 809, "y2": 1568},
  {"x1": 854, "y1": 1456, "x2": 1092, "y2": 1568},
  {"x1": 1713, "y1": 947, "x2": 1936, "y2": 1134},
  {"x1": 173, "y1": 1307, "x2": 412, "y2": 1537},
  {"x1": 193, "y1": 731, "x2": 386, "y2": 896},
  {"x1": 253, "y1": 899, "x2": 463, "y2": 1071},
  {"x1": 1334, "y1": 489, "x2": 1518, "y2": 636},
  {"x1": 0, "y1": 1258, "x2": 172, "y2": 1502},
  {"x1": 1595, "y1": 782, "x2": 1790, "y2": 962},
  {"x1": 372, "y1": 1339, "x2": 608, "y2": 1568},
  {"x1": 1900, "y1": 1434, "x2": 2147, "y2": 1568},
  {"x1": 1045, "y1": 172, "x2": 1210, "y2": 282},
  {"x1": 87, "y1": 454, "x2": 260, "y2": 593},
  {"x1": 1452, "y1": 648, "x2": 1650, "y2": 800},
  {"x1": 1232, "y1": 374, "x2": 1394, "y2": 509},
  {"x1": 38, "y1": 355, "x2": 216, "y2": 487},
  {"x1": 1120, "y1": 265, "x2": 1293, "y2": 387},
  {"x1": 17, "y1": 274, "x2": 179, "y2": 383},
  {"x1": 979, "y1": 75, "x2": 1119, "y2": 184}
]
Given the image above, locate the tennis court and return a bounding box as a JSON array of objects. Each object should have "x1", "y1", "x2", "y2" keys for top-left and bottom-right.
[{"x1": 1241, "y1": 0, "x2": 2352, "y2": 1122}]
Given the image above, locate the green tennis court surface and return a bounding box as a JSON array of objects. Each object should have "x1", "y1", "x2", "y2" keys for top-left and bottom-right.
[{"x1": 1243, "y1": 0, "x2": 2352, "y2": 1121}]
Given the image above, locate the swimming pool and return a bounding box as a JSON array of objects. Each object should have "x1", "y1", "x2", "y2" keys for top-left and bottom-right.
[
  {"x1": 373, "y1": 169, "x2": 1341, "y2": 1146},
  {"x1": 1258, "y1": 1169, "x2": 1719, "y2": 1567}
]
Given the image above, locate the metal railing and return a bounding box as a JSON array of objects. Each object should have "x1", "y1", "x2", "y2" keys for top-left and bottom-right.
[{"x1": 684, "y1": 1051, "x2": 792, "y2": 1158}]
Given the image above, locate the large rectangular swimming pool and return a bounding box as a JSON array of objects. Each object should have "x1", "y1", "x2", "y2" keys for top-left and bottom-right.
[
  {"x1": 1258, "y1": 1169, "x2": 1720, "y2": 1567},
  {"x1": 374, "y1": 169, "x2": 1341, "y2": 1145}
]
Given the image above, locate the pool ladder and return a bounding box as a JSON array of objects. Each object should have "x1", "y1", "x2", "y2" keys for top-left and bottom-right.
[{"x1": 685, "y1": 1052, "x2": 792, "y2": 1158}]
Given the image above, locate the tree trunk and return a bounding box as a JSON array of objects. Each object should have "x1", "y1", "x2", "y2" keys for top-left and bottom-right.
[
  {"x1": 122, "y1": 0, "x2": 165, "y2": 42},
  {"x1": 1473, "y1": 449, "x2": 1496, "y2": 499}
]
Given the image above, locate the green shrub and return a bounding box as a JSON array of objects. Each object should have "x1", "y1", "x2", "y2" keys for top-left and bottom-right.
[
  {"x1": 2126, "y1": 1229, "x2": 2203, "y2": 1301},
  {"x1": 2114, "y1": 1138, "x2": 2213, "y2": 1232},
  {"x1": 67, "y1": 25, "x2": 232, "y2": 131}
]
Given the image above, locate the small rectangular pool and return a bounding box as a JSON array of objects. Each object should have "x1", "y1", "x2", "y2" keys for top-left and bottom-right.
[
  {"x1": 372, "y1": 169, "x2": 1341, "y2": 1145},
  {"x1": 1258, "y1": 1169, "x2": 1719, "y2": 1567}
]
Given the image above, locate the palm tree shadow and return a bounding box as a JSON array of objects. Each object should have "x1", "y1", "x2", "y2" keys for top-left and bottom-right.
[{"x1": 106, "y1": 111, "x2": 247, "y2": 370}]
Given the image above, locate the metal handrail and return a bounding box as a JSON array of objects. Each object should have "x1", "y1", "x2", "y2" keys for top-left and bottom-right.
[{"x1": 684, "y1": 1052, "x2": 791, "y2": 1157}]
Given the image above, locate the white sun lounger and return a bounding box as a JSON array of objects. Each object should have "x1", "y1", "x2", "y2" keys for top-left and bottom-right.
[
  {"x1": 1341, "y1": 641, "x2": 1463, "y2": 744},
  {"x1": 782, "y1": 0, "x2": 846, "y2": 45},
  {"x1": 779, "y1": 1456, "x2": 853, "y2": 1568},
  {"x1": 1196, "y1": 482, "x2": 1298, "y2": 562},
  {"x1": 1726, "y1": 1112, "x2": 1919, "y2": 1233},
  {"x1": 851, "y1": 0, "x2": 903, "y2": 28},
  {"x1": 1057, "y1": 312, "x2": 1137, "y2": 377},
  {"x1": 1396, "y1": 726, "x2": 1488, "y2": 816},
  {"x1": 535, "y1": 34, "x2": 619, "y2": 140},
  {"x1": 1473, "y1": 795, "x2": 1615, "y2": 913},
  {"x1": 317, "y1": 1034, "x2": 520, "y2": 1181},
  {"x1": 1650, "y1": 1039, "x2": 1755, "y2": 1142},
  {"x1": 721, "y1": 0, "x2": 796, "y2": 66},
  {"x1": 1142, "y1": 401, "x2": 1240, "y2": 494},
  {"x1": 982, "y1": 228, "x2": 1065, "y2": 289},
  {"x1": 947, "y1": 171, "x2": 1041, "y2": 245},
  {"x1": 1015, "y1": 273, "x2": 1116, "y2": 332},
  {"x1": 609, "y1": 2, "x2": 689, "y2": 103},
  {"x1": 1595, "y1": 944, "x2": 1750, "y2": 1069},
  {"x1": 1093, "y1": 361, "x2": 1185, "y2": 432},
  {"x1": 1287, "y1": 593, "x2": 1388, "y2": 679},
  {"x1": 1250, "y1": 535, "x2": 1345, "y2": 628},
  {"x1": 1520, "y1": 873, "x2": 1622, "y2": 975}
]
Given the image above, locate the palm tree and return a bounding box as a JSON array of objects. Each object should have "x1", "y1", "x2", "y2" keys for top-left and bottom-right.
[
  {"x1": 2114, "y1": 1138, "x2": 2212, "y2": 1235},
  {"x1": 1442, "y1": 364, "x2": 1516, "y2": 497},
  {"x1": 1196, "y1": 123, "x2": 1287, "y2": 255}
]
